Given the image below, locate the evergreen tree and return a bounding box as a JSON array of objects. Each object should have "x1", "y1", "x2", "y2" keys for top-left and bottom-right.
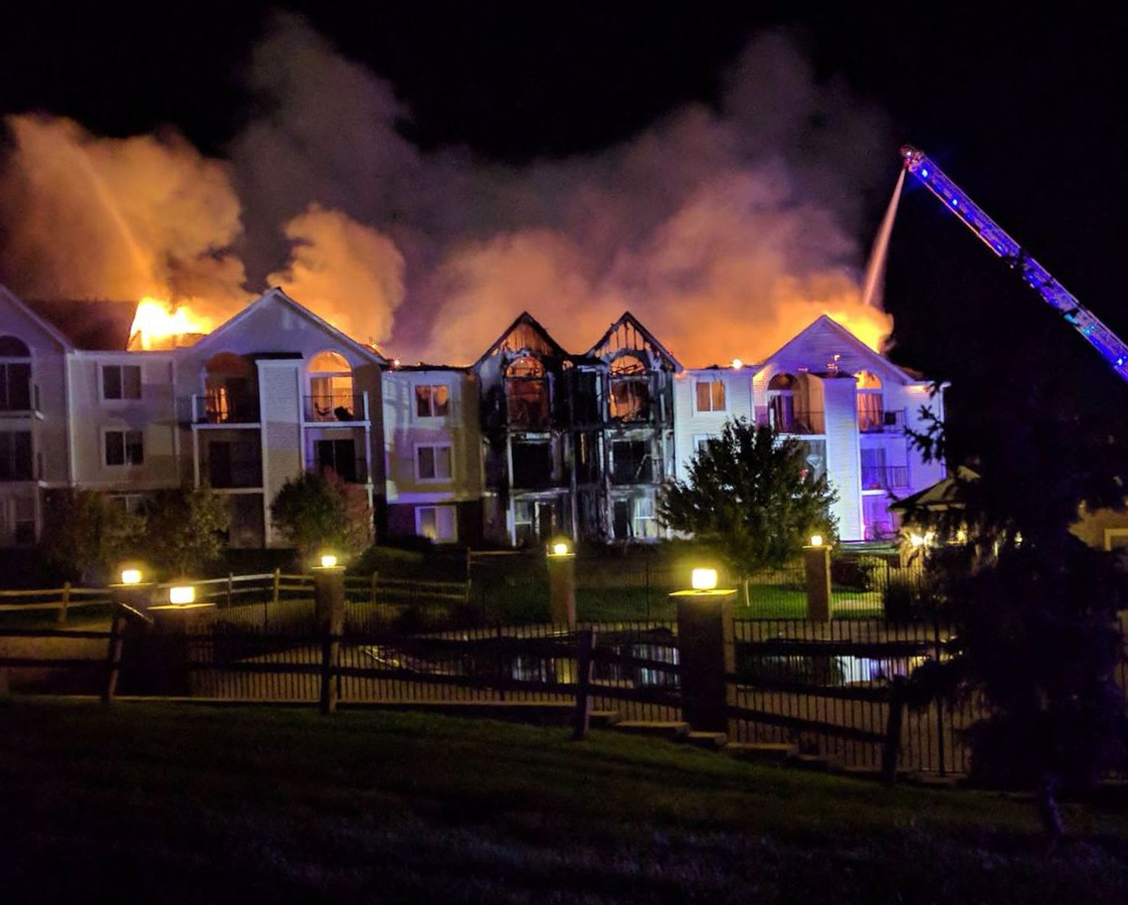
[{"x1": 659, "y1": 418, "x2": 836, "y2": 604}]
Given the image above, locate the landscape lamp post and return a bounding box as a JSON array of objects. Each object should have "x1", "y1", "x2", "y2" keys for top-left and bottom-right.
[
  {"x1": 803, "y1": 534, "x2": 832, "y2": 622},
  {"x1": 313, "y1": 553, "x2": 345, "y2": 714},
  {"x1": 546, "y1": 539, "x2": 577, "y2": 629},
  {"x1": 670, "y1": 567, "x2": 736, "y2": 734},
  {"x1": 146, "y1": 581, "x2": 215, "y2": 696}
]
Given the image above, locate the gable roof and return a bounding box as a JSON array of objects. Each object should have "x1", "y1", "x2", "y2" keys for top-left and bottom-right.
[
  {"x1": 586, "y1": 311, "x2": 683, "y2": 372},
  {"x1": 21, "y1": 298, "x2": 137, "y2": 350},
  {"x1": 0, "y1": 284, "x2": 77, "y2": 351},
  {"x1": 473, "y1": 311, "x2": 569, "y2": 369},
  {"x1": 185, "y1": 287, "x2": 388, "y2": 366},
  {"x1": 759, "y1": 314, "x2": 919, "y2": 384}
]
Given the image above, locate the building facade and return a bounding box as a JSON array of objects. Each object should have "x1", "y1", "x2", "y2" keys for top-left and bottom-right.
[{"x1": 1, "y1": 283, "x2": 945, "y2": 551}]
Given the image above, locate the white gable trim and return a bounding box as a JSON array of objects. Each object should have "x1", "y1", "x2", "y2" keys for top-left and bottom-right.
[
  {"x1": 0, "y1": 283, "x2": 76, "y2": 351},
  {"x1": 186, "y1": 287, "x2": 387, "y2": 366},
  {"x1": 760, "y1": 315, "x2": 919, "y2": 385}
]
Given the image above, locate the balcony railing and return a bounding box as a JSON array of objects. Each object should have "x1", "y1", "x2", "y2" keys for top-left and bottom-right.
[
  {"x1": 859, "y1": 409, "x2": 906, "y2": 433},
  {"x1": 757, "y1": 409, "x2": 825, "y2": 435},
  {"x1": 205, "y1": 459, "x2": 263, "y2": 489},
  {"x1": 311, "y1": 458, "x2": 370, "y2": 484},
  {"x1": 0, "y1": 383, "x2": 41, "y2": 418},
  {"x1": 189, "y1": 395, "x2": 260, "y2": 425},
  {"x1": 861, "y1": 465, "x2": 910, "y2": 491},
  {"x1": 304, "y1": 392, "x2": 368, "y2": 423}
]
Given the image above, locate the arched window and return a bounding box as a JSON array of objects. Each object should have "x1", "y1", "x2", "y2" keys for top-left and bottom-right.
[
  {"x1": 309, "y1": 351, "x2": 356, "y2": 422},
  {"x1": 0, "y1": 335, "x2": 32, "y2": 412},
  {"x1": 609, "y1": 353, "x2": 650, "y2": 422},
  {"x1": 767, "y1": 373, "x2": 797, "y2": 432},
  {"x1": 856, "y1": 370, "x2": 884, "y2": 432},
  {"x1": 203, "y1": 353, "x2": 254, "y2": 423},
  {"x1": 506, "y1": 356, "x2": 549, "y2": 428}
]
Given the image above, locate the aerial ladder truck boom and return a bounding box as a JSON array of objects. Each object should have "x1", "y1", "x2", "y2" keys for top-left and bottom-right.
[{"x1": 900, "y1": 145, "x2": 1128, "y2": 386}]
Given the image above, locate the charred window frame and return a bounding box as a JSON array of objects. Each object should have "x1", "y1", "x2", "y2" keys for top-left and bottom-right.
[
  {"x1": 609, "y1": 354, "x2": 651, "y2": 422},
  {"x1": 505, "y1": 356, "x2": 550, "y2": 428},
  {"x1": 611, "y1": 439, "x2": 652, "y2": 484}
]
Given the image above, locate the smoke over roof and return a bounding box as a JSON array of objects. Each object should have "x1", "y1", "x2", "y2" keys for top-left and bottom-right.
[{"x1": 0, "y1": 14, "x2": 892, "y2": 366}]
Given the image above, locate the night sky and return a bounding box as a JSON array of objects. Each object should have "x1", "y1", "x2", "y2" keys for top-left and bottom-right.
[{"x1": 1, "y1": 3, "x2": 1125, "y2": 411}]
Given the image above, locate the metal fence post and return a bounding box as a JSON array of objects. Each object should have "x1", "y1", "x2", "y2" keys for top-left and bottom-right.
[
  {"x1": 882, "y1": 676, "x2": 907, "y2": 784},
  {"x1": 934, "y1": 619, "x2": 946, "y2": 777}
]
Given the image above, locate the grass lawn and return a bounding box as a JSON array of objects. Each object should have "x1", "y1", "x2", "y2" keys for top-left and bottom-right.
[{"x1": 2, "y1": 700, "x2": 1127, "y2": 903}]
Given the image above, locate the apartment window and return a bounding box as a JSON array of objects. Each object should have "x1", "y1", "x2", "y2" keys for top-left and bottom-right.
[
  {"x1": 0, "y1": 430, "x2": 33, "y2": 481},
  {"x1": 415, "y1": 444, "x2": 452, "y2": 482},
  {"x1": 0, "y1": 336, "x2": 32, "y2": 412},
  {"x1": 416, "y1": 505, "x2": 457, "y2": 542},
  {"x1": 102, "y1": 364, "x2": 142, "y2": 401},
  {"x1": 694, "y1": 379, "x2": 725, "y2": 413},
  {"x1": 693, "y1": 434, "x2": 714, "y2": 456},
  {"x1": 415, "y1": 384, "x2": 450, "y2": 418},
  {"x1": 104, "y1": 429, "x2": 144, "y2": 466}
]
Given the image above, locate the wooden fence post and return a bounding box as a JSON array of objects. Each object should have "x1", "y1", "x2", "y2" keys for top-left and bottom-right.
[
  {"x1": 882, "y1": 676, "x2": 907, "y2": 784},
  {"x1": 572, "y1": 629, "x2": 596, "y2": 740},
  {"x1": 226, "y1": 573, "x2": 234, "y2": 608},
  {"x1": 102, "y1": 606, "x2": 127, "y2": 704},
  {"x1": 272, "y1": 568, "x2": 281, "y2": 606},
  {"x1": 58, "y1": 581, "x2": 71, "y2": 626}
]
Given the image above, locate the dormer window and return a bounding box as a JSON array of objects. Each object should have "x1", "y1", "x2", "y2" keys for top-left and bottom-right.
[
  {"x1": 506, "y1": 356, "x2": 549, "y2": 428},
  {"x1": 609, "y1": 354, "x2": 651, "y2": 422}
]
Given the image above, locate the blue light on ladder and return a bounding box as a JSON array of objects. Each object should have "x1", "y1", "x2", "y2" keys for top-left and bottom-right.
[
  {"x1": 951, "y1": 198, "x2": 959, "y2": 207},
  {"x1": 921, "y1": 168, "x2": 929, "y2": 178}
]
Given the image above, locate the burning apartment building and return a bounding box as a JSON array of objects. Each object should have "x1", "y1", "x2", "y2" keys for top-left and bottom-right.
[{"x1": 1, "y1": 282, "x2": 944, "y2": 550}]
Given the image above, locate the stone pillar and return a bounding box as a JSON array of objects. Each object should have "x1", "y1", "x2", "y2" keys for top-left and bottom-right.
[
  {"x1": 145, "y1": 600, "x2": 216, "y2": 696},
  {"x1": 314, "y1": 565, "x2": 346, "y2": 714},
  {"x1": 804, "y1": 543, "x2": 832, "y2": 622},
  {"x1": 547, "y1": 551, "x2": 577, "y2": 629},
  {"x1": 672, "y1": 588, "x2": 736, "y2": 733}
]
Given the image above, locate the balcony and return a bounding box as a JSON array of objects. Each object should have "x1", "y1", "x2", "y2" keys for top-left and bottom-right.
[
  {"x1": 311, "y1": 458, "x2": 370, "y2": 485},
  {"x1": 861, "y1": 465, "x2": 910, "y2": 492},
  {"x1": 188, "y1": 394, "x2": 260, "y2": 425},
  {"x1": 304, "y1": 392, "x2": 368, "y2": 423},
  {"x1": 205, "y1": 458, "x2": 263, "y2": 489},
  {"x1": 0, "y1": 382, "x2": 41, "y2": 419},
  {"x1": 859, "y1": 409, "x2": 906, "y2": 433},
  {"x1": 757, "y1": 409, "x2": 825, "y2": 435}
]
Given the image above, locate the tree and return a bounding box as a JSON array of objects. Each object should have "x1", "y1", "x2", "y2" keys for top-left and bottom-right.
[
  {"x1": 907, "y1": 370, "x2": 1128, "y2": 841},
  {"x1": 269, "y1": 472, "x2": 371, "y2": 564},
  {"x1": 659, "y1": 418, "x2": 837, "y2": 604},
  {"x1": 145, "y1": 484, "x2": 230, "y2": 577},
  {"x1": 38, "y1": 489, "x2": 144, "y2": 583}
]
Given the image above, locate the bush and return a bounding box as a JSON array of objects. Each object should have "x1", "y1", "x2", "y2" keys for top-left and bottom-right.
[{"x1": 831, "y1": 554, "x2": 889, "y2": 591}]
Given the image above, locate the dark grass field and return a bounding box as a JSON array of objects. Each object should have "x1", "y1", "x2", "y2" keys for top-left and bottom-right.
[{"x1": 3, "y1": 700, "x2": 1128, "y2": 903}]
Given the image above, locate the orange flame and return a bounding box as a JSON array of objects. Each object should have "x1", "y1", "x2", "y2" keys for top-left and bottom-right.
[{"x1": 128, "y1": 297, "x2": 215, "y2": 350}]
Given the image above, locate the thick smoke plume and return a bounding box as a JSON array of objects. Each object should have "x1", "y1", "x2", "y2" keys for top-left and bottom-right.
[{"x1": 0, "y1": 15, "x2": 892, "y2": 366}]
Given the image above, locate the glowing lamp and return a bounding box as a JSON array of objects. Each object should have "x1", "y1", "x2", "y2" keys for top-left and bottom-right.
[
  {"x1": 691, "y1": 568, "x2": 718, "y2": 591},
  {"x1": 909, "y1": 532, "x2": 927, "y2": 548},
  {"x1": 809, "y1": 534, "x2": 824, "y2": 547},
  {"x1": 168, "y1": 585, "x2": 195, "y2": 605},
  {"x1": 120, "y1": 569, "x2": 142, "y2": 585},
  {"x1": 551, "y1": 542, "x2": 570, "y2": 556},
  {"x1": 731, "y1": 358, "x2": 743, "y2": 370},
  {"x1": 319, "y1": 554, "x2": 339, "y2": 569}
]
